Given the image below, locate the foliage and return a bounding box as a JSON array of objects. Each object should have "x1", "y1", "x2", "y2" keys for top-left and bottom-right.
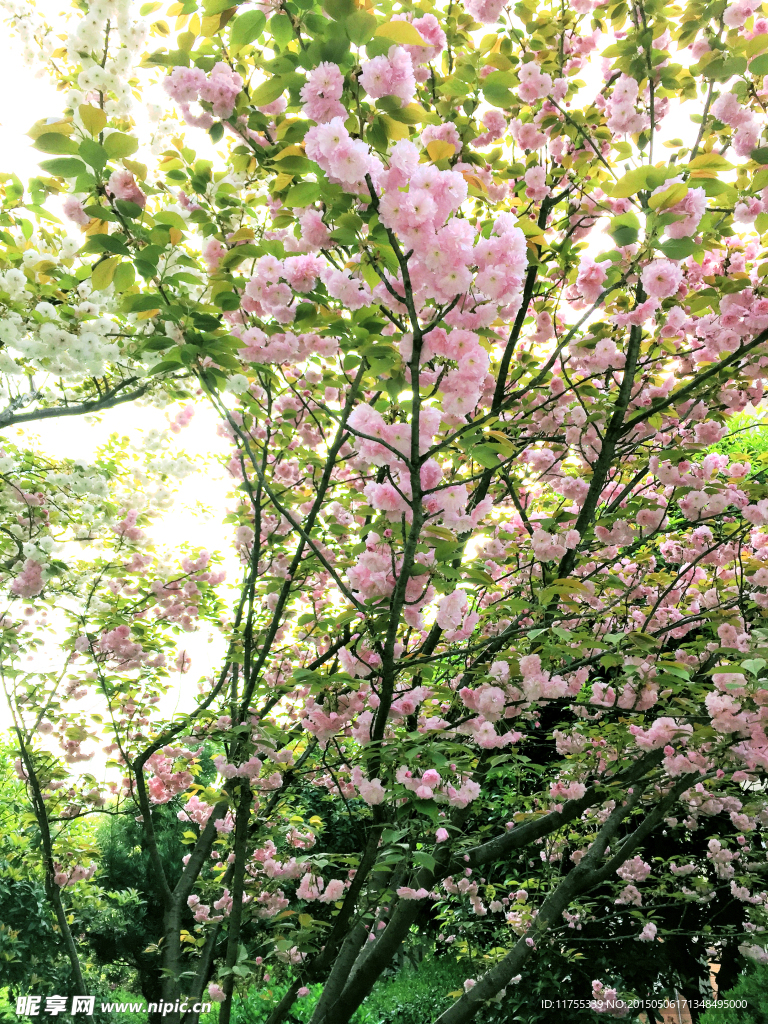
[
  {"x1": 235, "y1": 958, "x2": 468, "y2": 1024},
  {"x1": 709, "y1": 414, "x2": 768, "y2": 463},
  {"x1": 700, "y1": 962, "x2": 768, "y2": 1024}
]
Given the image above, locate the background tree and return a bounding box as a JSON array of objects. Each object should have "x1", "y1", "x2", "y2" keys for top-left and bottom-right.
[{"x1": 3, "y1": 0, "x2": 768, "y2": 1023}]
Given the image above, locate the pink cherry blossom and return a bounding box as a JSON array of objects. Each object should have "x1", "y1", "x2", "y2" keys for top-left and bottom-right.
[
  {"x1": 640, "y1": 259, "x2": 683, "y2": 299},
  {"x1": 301, "y1": 61, "x2": 346, "y2": 123},
  {"x1": 106, "y1": 169, "x2": 146, "y2": 209},
  {"x1": 360, "y1": 46, "x2": 416, "y2": 105}
]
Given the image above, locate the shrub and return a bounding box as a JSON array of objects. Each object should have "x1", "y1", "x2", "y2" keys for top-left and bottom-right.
[{"x1": 700, "y1": 962, "x2": 768, "y2": 1024}]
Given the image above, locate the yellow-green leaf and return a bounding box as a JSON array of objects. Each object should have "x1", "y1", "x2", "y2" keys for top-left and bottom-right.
[
  {"x1": 33, "y1": 133, "x2": 79, "y2": 155},
  {"x1": 251, "y1": 76, "x2": 287, "y2": 106},
  {"x1": 113, "y1": 262, "x2": 135, "y2": 292},
  {"x1": 105, "y1": 133, "x2": 139, "y2": 159},
  {"x1": 746, "y1": 32, "x2": 768, "y2": 56},
  {"x1": 688, "y1": 152, "x2": 734, "y2": 172},
  {"x1": 374, "y1": 20, "x2": 428, "y2": 45},
  {"x1": 426, "y1": 140, "x2": 456, "y2": 161},
  {"x1": 383, "y1": 103, "x2": 429, "y2": 126},
  {"x1": 123, "y1": 158, "x2": 148, "y2": 181},
  {"x1": 27, "y1": 118, "x2": 73, "y2": 141},
  {"x1": 608, "y1": 167, "x2": 650, "y2": 199},
  {"x1": 380, "y1": 113, "x2": 410, "y2": 140},
  {"x1": 79, "y1": 104, "x2": 108, "y2": 136},
  {"x1": 648, "y1": 182, "x2": 688, "y2": 210},
  {"x1": 515, "y1": 216, "x2": 545, "y2": 238},
  {"x1": 91, "y1": 256, "x2": 120, "y2": 290}
]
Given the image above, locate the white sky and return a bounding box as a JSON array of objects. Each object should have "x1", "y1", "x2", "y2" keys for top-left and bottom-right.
[{"x1": 0, "y1": 21, "x2": 62, "y2": 181}]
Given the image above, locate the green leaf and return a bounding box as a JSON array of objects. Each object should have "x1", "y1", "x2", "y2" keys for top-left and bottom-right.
[
  {"x1": 149, "y1": 357, "x2": 185, "y2": 376},
  {"x1": 345, "y1": 10, "x2": 377, "y2": 44},
  {"x1": 698, "y1": 179, "x2": 737, "y2": 201},
  {"x1": 155, "y1": 211, "x2": 188, "y2": 230},
  {"x1": 464, "y1": 568, "x2": 497, "y2": 586},
  {"x1": 38, "y1": 158, "x2": 87, "y2": 178},
  {"x1": 608, "y1": 211, "x2": 640, "y2": 247},
  {"x1": 83, "y1": 205, "x2": 119, "y2": 222},
  {"x1": 113, "y1": 262, "x2": 135, "y2": 292},
  {"x1": 79, "y1": 139, "x2": 108, "y2": 171},
  {"x1": 82, "y1": 234, "x2": 130, "y2": 256},
  {"x1": 204, "y1": 0, "x2": 237, "y2": 13},
  {"x1": 104, "y1": 133, "x2": 139, "y2": 159},
  {"x1": 320, "y1": 35, "x2": 350, "y2": 62},
  {"x1": 481, "y1": 70, "x2": 516, "y2": 88},
  {"x1": 323, "y1": 0, "x2": 356, "y2": 18},
  {"x1": 408, "y1": 563, "x2": 431, "y2": 576},
  {"x1": 269, "y1": 12, "x2": 293, "y2": 48},
  {"x1": 230, "y1": 9, "x2": 265, "y2": 46},
  {"x1": 33, "y1": 133, "x2": 79, "y2": 155},
  {"x1": 146, "y1": 48, "x2": 191, "y2": 67},
  {"x1": 123, "y1": 292, "x2": 166, "y2": 312},
  {"x1": 750, "y1": 53, "x2": 768, "y2": 75},
  {"x1": 284, "y1": 181, "x2": 322, "y2": 207},
  {"x1": 471, "y1": 444, "x2": 502, "y2": 469},
  {"x1": 741, "y1": 659, "x2": 766, "y2": 676},
  {"x1": 115, "y1": 200, "x2": 144, "y2": 219},
  {"x1": 752, "y1": 147, "x2": 768, "y2": 165},
  {"x1": 483, "y1": 84, "x2": 514, "y2": 107},
  {"x1": 482, "y1": 71, "x2": 516, "y2": 108},
  {"x1": 704, "y1": 55, "x2": 747, "y2": 81},
  {"x1": 659, "y1": 237, "x2": 700, "y2": 260},
  {"x1": 214, "y1": 290, "x2": 240, "y2": 311},
  {"x1": 276, "y1": 155, "x2": 311, "y2": 173},
  {"x1": 251, "y1": 76, "x2": 289, "y2": 106}
]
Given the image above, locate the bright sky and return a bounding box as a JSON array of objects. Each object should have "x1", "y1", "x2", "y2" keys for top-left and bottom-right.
[{"x1": 0, "y1": 18, "x2": 61, "y2": 181}]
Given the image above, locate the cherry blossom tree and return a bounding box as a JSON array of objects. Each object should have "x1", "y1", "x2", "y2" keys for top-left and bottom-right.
[{"x1": 4, "y1": 0, "x2": 768, "y2": 1020}]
